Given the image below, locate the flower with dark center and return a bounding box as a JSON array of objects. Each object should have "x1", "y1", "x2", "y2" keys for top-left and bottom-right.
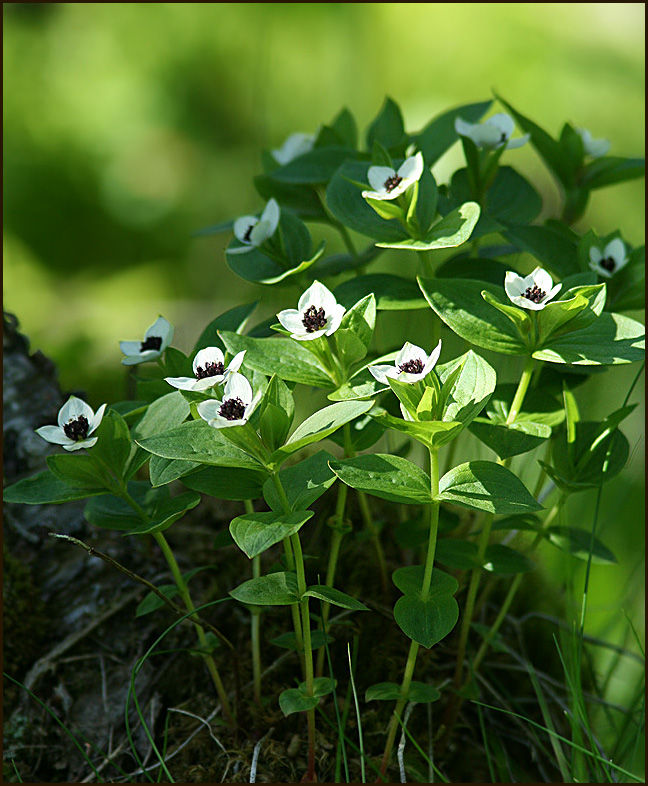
[
  {"x1": 370, "y1": 340, "x2": 442, "y2": 386},
  {"x1": 523, "y1": 284, "x2": 547, "y2": 304},
  {"x1": 589, "y1": 238, "x2": 628, "y2": 279},
  {"x1": 36, "y1": 396, "x2": 106, "y2": 452},
  {"x1": 362, "y1": 152, "x2": 424, "y2": 201},
  {"x1": 277, "y1": 281, "x2": 346, "y2": 341},
  {"x1": 140, "y1": 336, "x2": 162, "y2": 352},
  {"x1": 230, "y1": 199, "x2": 280, "y2": 255},
  {"x1": 219, "y1": 397, "x2": 246, "y2": 421},
  {"x1": 302, "y1": 305, "x2": 328, "y2": 333},
  {"x1": 166, "y1": 348, "x2": 246, "y2": 391},
  {"x1": 455, "y1": 113, "x2": 529, "y2": 151},
  {"x1": 504, "y1": 268, "x2": 562, "y2": 311},
  {"x1": 197, "y1": 372, "x2": 261, "y2": 430},
  {"x1": 121, "y1": 316, "x2": 173, "y2": 365},
  {"x1": 63, "y1": 415, "x2": 89, "y2": 442}
]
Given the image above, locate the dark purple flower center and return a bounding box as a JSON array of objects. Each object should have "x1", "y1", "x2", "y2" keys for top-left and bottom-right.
[
  {"x1": 383, "y1": 174, "x2": 403, "y2": 193},
  {"x1": 600, "y1": 257, "x2": 616, "y2": 272},
  {"x1": 219, "y1": 397, "x2": 246, "y2": 421},
  {"x1": 140, "y1": 336, "x2": 163, "y2": 352},
  {"x1": 302, "y1": 305, "x2": 327, "y2": 333},
  {"x1": 63, "y1": 415, "x2": 90, "y2": 441},
  {"x1": 399, "y1": 358, "x2": 425, "y2": 374},
  {"x1": 243, "y1": 223, "x2": 255, "y2": 242},
  {"x1": 523, "y1": 284, "x2": 547, "y2": 304},
  {"x1": 195, "y1": 361, "x2": 225, "y2": 381},
  {"x1": 499, "y1": 132, "x2": 508, "y2": 144}
]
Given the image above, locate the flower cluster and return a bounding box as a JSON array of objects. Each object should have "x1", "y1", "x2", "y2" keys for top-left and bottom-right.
[
  {"x1": 504, "y1": 268, "x2": 562, "y2": 310},
  {"x1": 165, "y1": 348, "x2": 246, "y2": 391},
  {"x1": 369, "y1": 340, "x2": 442, "y2": 385},
  {"x1": 120, "y1": 316, "x2": 173, "y2": 366},
  {"x1": 37, "y1": 396, "x2": 106, "y2": 452},
  {"x1": 277, "y1": 281, "x2": 346, "y2": 341},
  {"x1": 362, "y1": 152, "x2": 424, "y2": 201},
  {"x1": 455, "y1": 113, "x2": 529, "y2": 151},
  {"x1": 230, "y1": 199, "x2": 280, "y2": 254}
]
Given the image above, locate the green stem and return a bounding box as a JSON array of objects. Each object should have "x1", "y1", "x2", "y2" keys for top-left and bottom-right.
[
  {"x1": 245, "y1": 498, "x2": 263, "y2": 706},
  {"x1": 271, "y1": 472, "x2": 305, "y2": 670},
  {"x1": 153, "y1": 530, "x2": 235, "y2": 726},
  {"x1": 291, "y1": 531, "x2": 317, "y2": 782},
  {"x1": 380, "y1": 447, "x2": 440, "y2": 777},
  {"x1": 506, "y1": 356, "x2": 535, "y2": 425}
]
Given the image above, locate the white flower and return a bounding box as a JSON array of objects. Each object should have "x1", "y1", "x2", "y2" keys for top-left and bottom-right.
[
  {"x1": 120, "y1": 316, "x2": 173, "y2": 366},
  {"x1": 362, "y1": 152, "x2": 424, "y2": 201},
  {"x1": 36, "y1": 396, "x2": 107, "y2": 452},
  {"x1": 455, "y1": 113, "x2": 530, "y2": 151},
  {"x1": 272, "y1": 132, "x2": 315, "y2": 165},
  {"x1": 504, "y1": 267, "x2": 562, "y2": 311},
  {"x1": 196, "y1": 372, "x2": 261, "y2": 429},
  {"x1": 369, "y1": 340, "x2": 442, "y2": 385},
  {"x1": 589, "y1": 238, "x2": 628, "y2": 278},
  {"x1": 577, "y1": 128, "x2": 610, "y2": 159},
  {"x1": 276, "y1": 281, "x2": 346, "y2": 341},
  {"x1": 165, "y1": 348, "x2": 246, "y2": 391},
  {"x1": 230, "y1": 199, "x2": 280, "y2": 255}
]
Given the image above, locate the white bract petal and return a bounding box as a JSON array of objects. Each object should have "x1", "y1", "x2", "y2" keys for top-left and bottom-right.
[
  {"x1": 231, "y1": 199, "x2": 280, "y2": 252},
  {"x1": 455, "y1": 113, "x2": 527, "y2": 151},
  {"x1": 281, "y1": 281, "x2": 346, "y2": 341},
  {"x1": 588, "y1": 238, "x2": 628, "y2": 278},
  {"x1": 272, "y1": 132, "x2": 315, "y2": 165},
  {"x1": 38, "y1": 396, "x2": 106, "y2": 451},
  {"x1": 504, "y1": 268, "x2": 562, "y2": 311},
  {"x1": 362, "y1": 152, "x2": 424, "y2": 201},
  {"x1": 577, "y1": 127, "x2": 610, "y2": 158},
  {"x1": 121, "y1": 316, "x2": 173, "y2": 365},
  {"x1": 370, "y1": 340, "x2": 442, "y2": 385}
]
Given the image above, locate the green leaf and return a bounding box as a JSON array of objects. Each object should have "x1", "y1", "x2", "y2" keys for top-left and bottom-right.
[
  {"x1": 366, "y1": 97, "x2": 406, "y2": 151},
  {"x1": 136, "y1": 420, "x2": 264, "y2": 469},
  {"x1": 334, "y1": 274, "x2": 427, "y2": 311},
  {"x1": 485, "y1": 383, "x2": 565, "y2": 428},
  {"x1": 181, "y1": 465, "x2": 268, "y2": 501},
  {"x1": 193, "y1": 302, "x2": 258, "y2": 353},
  {"x1": 331, "y1": 107, "x2": 358, "y2": 148},
  {"x1": 91, "y1": 410, "x2": 132, "y2": 478},
  {"x1": 302, "y1": 585, "x2": 368, "y2": 611},
  {"x1": 482, "y1": 544, "x2": 535, "y2": 574},
  {"x1": 83, "y1": 482, "x2": 155, "y2": 531},
  {"x1": 263, "y1": 450, "x2": 337, "y2": 512},
  {"x1": 366, "y1": 681, "x2": 440, "y2": 703},
  {"x1": 376, "y1": 202, "x2": 480, "y2": 251},
  {"x1": 481, "y1": 290, "x2": 533, "y2": 341},
  {"x1": 136, "y1": 584, "x2": 177, "y2": 617},
  {"x1": 269, "y1": 146, "x2": 355, "y2": 184},
  {"x1": 326, "y1": 160, "x2": 408, "y2": 242},
  {"x1": 374, "y1": 412, "x2": 463, "y2": 450},
  {"x1": 393, "y1": 594, "x2": 459, "y2": 649},
  {"x1": 415, "y1": 167, "x2": 438, "y2": 235},
  {"x1": 268, "y1": 400, "x2": 375, "y2": 468},
  {"x1": 258, "y1": 375, "x2": 295, "y2": 452},
  {"x1": 532, "y1": 312, "x2": 645, "y2": 366},
  {"x1": 269, "y1": 630, "x2": 333, "y2": 652},
  {"x1": 581, "y1": 156, "x2": 645, "y2": 190},
  {"x1": 330, "y1": 454, "x2": 432, "y2": 505},
  {"x1": 334, "y1": 294, "x2": 376, "y2": 370},
  {"x1": 418, "y1": 278, "x2": 528, "y2": 355},
  {"x1": 47, "y1": 454, "x2": 109, "y2": 489},
  {"x1": 230, "y1": 511, "x2": 314, "y2": 559},
  {"x1": 125, "y1": 491, "x2": 201, "y2": 536},
  {"x1": 414, "y1": 100, "x2": 492, "y2": 165},
  {"x1": 149, "y1": 455, "x2": 199, "y2": 487},
  {"x1": 392, "y1": 566, "x2": 459, "y2": 598},
  {"x1": 503, "y1": 225, "x2": 579, "y2": 279},
  {"x1": 220, "y1": 331, "x2": 334, "y2": 388},
  {"x1": 3, "y1": 471, "x2": 107, "y2": 505},
  {"x1": 129, "y1": 392, "x2": 192, "y2": 479},
  {"x1": 437, "y1": 350, "x2": 497, "y2": 434},
  {"x1": 536, "y1": 285, "x2": 606, "y2": 346},
  {"x1": 279, "y1": 688, "x2": 319, "y2": 716},
  {"x1": 328, "y1": 363, "x2": 394, "y2": 401},
  {"x1": 230, "y1": 571, "x2": 300, "y2": 606},
  {"x1": 496, "y1": 95, "x2": 572, "y2": 187},
  {"x1": 469, "y1": 418, "x2": 552, "y2": 460},
  {"x1": 435, "y1": 540, "x2": 480, "y2": 570},
  {"x1": 437, "y1": 461, "x2": 542, "y2": 515},
  {"x1": 545, "y1": 526, "x2": 617, "y2": 565}
]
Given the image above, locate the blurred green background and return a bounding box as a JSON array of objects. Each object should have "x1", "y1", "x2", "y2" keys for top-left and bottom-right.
[{"x1": 3, "y1": 3, "x2": 645, "y2": 658}]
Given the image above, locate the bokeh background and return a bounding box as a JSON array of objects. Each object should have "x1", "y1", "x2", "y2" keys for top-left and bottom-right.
[{"x1": 3, "y1": 2, "x2": 645, "y2": 697}]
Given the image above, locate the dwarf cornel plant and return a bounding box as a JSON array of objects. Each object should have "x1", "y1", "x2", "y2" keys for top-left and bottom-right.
[{"x1": 4, "y1": 95, "x2": 645, "y2": 783}]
